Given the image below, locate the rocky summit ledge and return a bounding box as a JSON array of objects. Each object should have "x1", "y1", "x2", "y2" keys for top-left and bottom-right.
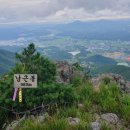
[
  {"x1": 91, "y1": 73, "x2": 130, "y2": 93},
  {"x1": 55, "y1": 61, "x2": 84, "y2": 84}
]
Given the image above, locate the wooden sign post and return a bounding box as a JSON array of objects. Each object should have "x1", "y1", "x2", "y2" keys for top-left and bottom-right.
[{"x1": 13, "y1": 74, "x2": 37, "y2": 102}]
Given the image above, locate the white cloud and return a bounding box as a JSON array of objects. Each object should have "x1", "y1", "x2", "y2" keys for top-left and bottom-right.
[{"x1": 0, "y1": 0, "x2": 130, "y2": 23}]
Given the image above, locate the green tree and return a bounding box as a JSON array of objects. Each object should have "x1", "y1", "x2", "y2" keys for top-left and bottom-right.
[
  {"x1": 0, "y1": 43, "x2": 78, "y2": 129},
  {"x1": 15, "y1": 43, "x2": 56, "y2": 83}
]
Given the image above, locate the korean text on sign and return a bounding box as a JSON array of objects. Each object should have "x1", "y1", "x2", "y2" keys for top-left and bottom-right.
[{"x1": 14, "y1": 74, "x2": 37, "y2": 88}]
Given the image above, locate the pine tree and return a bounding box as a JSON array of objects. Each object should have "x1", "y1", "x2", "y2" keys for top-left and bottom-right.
[{"x1": 15, "y1": 43, "x2": 56, "y2": 83}]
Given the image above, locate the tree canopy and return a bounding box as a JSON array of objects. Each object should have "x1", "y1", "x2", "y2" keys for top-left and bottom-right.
[{"x1": 15, "y1": 43, "x2": 56, "y2": 83}]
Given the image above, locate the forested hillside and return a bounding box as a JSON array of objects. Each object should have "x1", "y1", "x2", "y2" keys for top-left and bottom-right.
[
  {"x1": 86, "y1": 55, "x2": 117, "y2": 66},
  {"x1": 93, "y1": 65, "x2": 130, "y2": 81},
  {"x1": 0, "y1": 49, "x2": 15, "y2": 74}
]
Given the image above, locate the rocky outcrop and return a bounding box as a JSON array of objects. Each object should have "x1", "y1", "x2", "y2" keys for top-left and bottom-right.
[
  {"x1": 56, "y1": 61, "x2": 74, "y2": 83},
  {"x1": 91, "y1": 73, "x2": 130, "y2": 93},
  {"x1": 108, "y1": 73, "x2": 130, "y2": 93},
  {"x1": 55, "y1": 61, "x2": 84, "y2": 83}
]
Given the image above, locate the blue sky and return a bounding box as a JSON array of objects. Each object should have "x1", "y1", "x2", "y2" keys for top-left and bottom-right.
[{"x1": 0, "y1": 0, "x2": 130, "y2": 24}]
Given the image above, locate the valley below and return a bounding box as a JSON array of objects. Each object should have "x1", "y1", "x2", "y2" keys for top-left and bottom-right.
[{"x1": 1, "y1": 36, "x2": 130, "y2": 80}]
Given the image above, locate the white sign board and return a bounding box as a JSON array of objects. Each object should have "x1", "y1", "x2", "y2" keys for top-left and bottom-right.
[{"x1": 14, "y1": 74, "x2": 37, "y2": 88}]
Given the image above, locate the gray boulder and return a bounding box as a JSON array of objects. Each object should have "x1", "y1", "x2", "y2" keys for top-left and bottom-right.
[
  {"x1": 101, "y1": 113, "x2": 119, "y2": 125},
  {"x1": 67, "y1": 117, "x2": 80, "y2": 126}
]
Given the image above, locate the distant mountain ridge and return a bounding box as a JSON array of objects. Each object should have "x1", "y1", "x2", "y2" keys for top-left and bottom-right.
[
  {"x1": 53, "y1": 19, "x2": 130, "y2": 40},
  {"x1": 0, "y1": 19, "x2": 130, "y2": 40}
]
